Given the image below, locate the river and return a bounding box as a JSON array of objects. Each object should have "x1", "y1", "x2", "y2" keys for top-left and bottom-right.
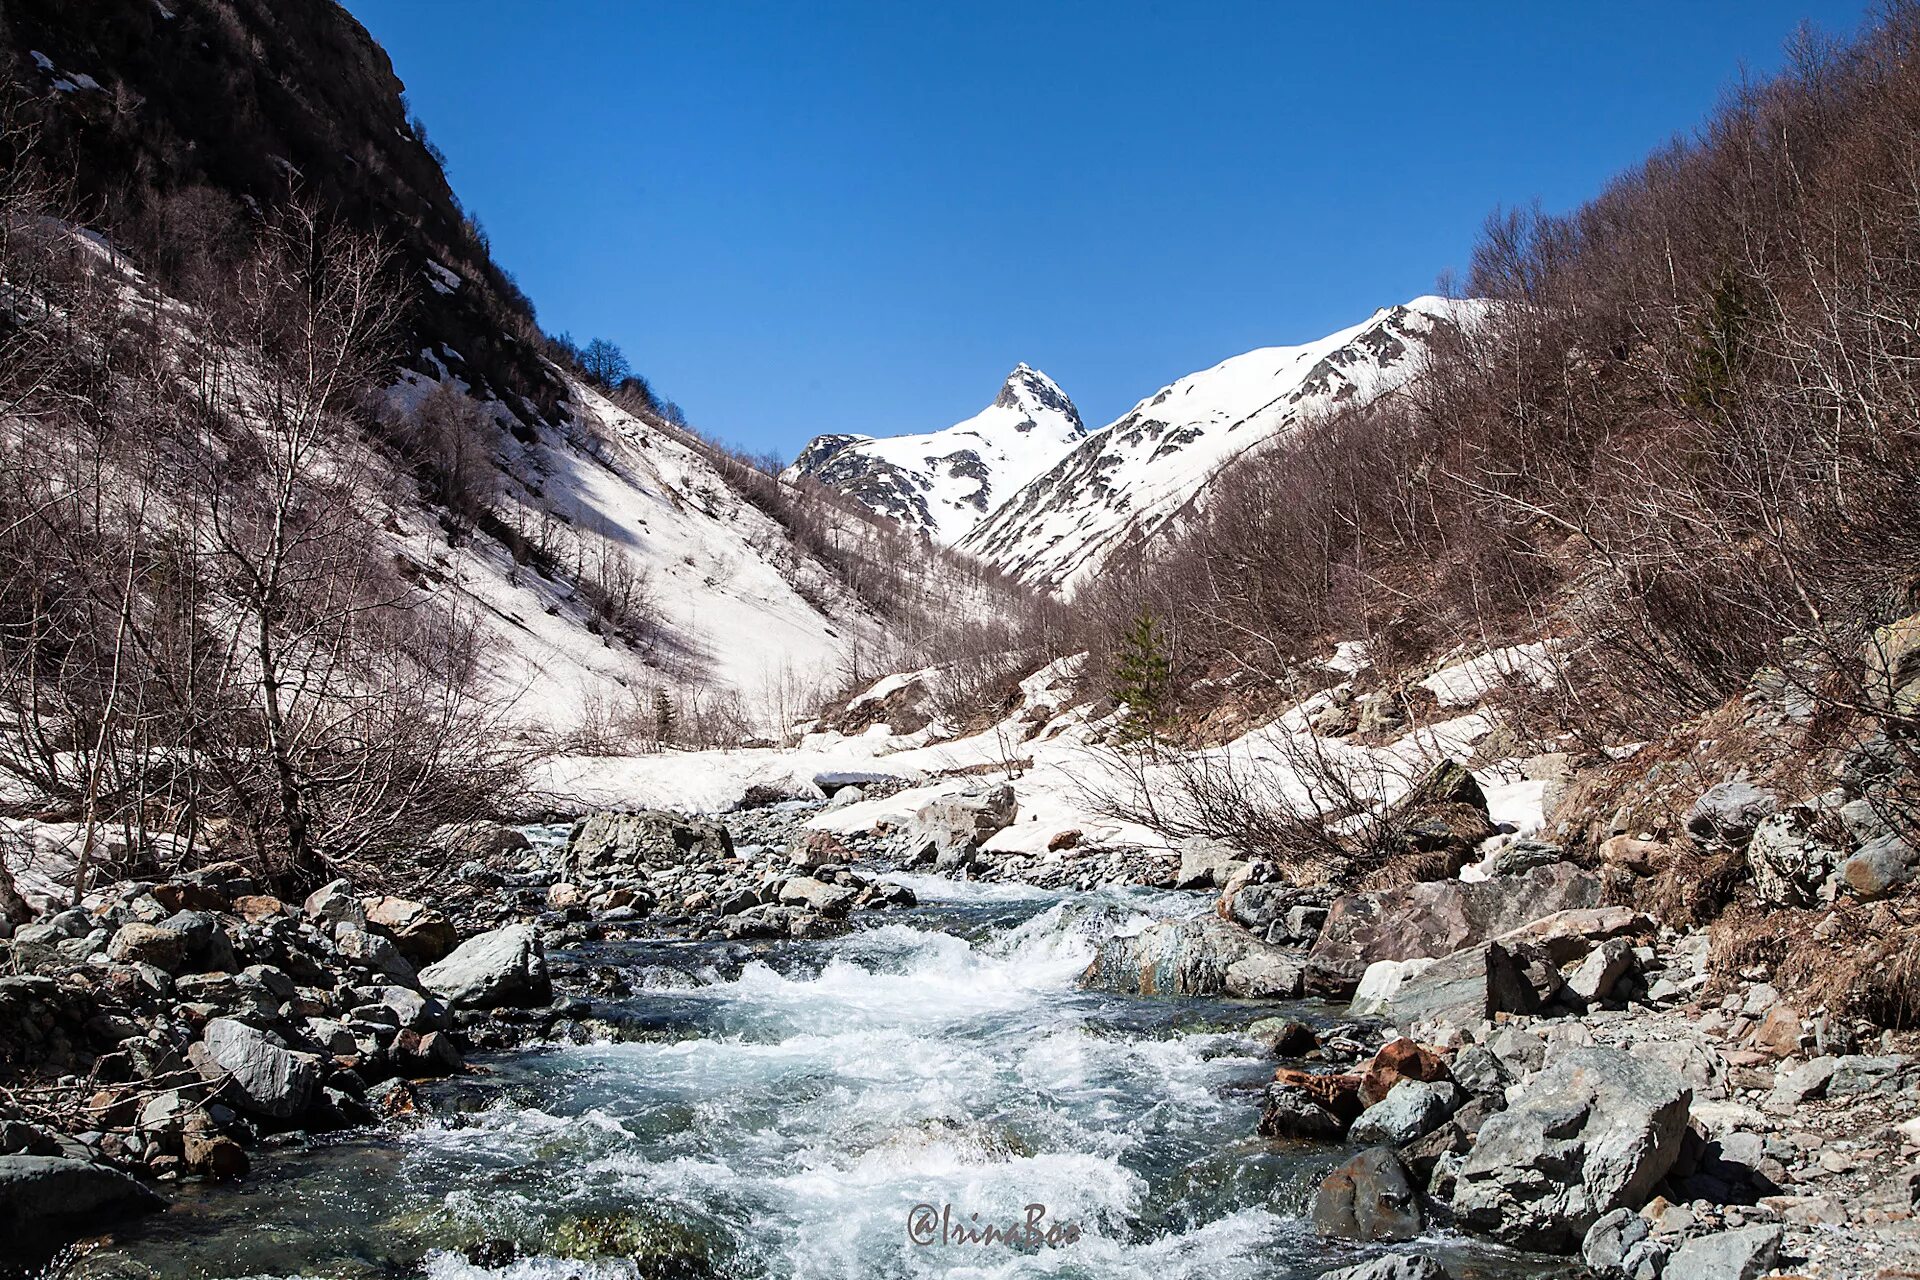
[{"x1": 74, "y1": 874, "x2": 1557, "y2": 1279}]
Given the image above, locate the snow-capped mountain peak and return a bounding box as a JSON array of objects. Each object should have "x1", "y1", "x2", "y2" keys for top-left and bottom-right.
[
  {"x1": 788, "y1": 363, "x2": 1086, "y2": 543},
  {"x1": 960, "y1": 297, "x2": 1482, "y2": 590}
]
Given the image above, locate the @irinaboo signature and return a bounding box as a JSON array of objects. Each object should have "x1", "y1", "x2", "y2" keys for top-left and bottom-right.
[{"x1": 906, "y1": 1202, "x2": 1084, "y2": 1247}]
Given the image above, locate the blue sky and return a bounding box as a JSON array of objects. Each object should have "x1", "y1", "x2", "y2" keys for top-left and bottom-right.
[{"x1": 349, "y1": 1, "x2": 1870, "y2": 458}]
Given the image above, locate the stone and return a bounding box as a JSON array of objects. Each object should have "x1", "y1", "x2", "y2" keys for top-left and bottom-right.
[
  {"x1": 777, "y1": 876, "x2": 858, "y2": 917},
  {"x1": 1377, "y1": 940, "x2": 1563, "y2": 1028},
  {"x1": 181, "y1": 1130, "x2": 248, "y2": 1179},
  {"x1": 1318, "y1": 1256, "x2": 1452, "y2": 1280},
  {"x1": 394, "y1": 1029, "x2": 463, "y2": 1076},
  {"x1": 1451, "y1": 1047, "x2": 1693, "y2": 1251},
  {"x1": 1582, "y1": 1206, "x2": 1664, "y2": 1279},
  {"x1": 1174, "y1": 837, "x2": 1247, "y2": 890},
  {"x1": 1245, "y1": 1017, "x2": 1317, "y2": 1058},
  {"x1": 567, "y1": 811, "x2": 732, "y2": 878},
  {"x1": 1663, "y1": 1225, "x2": 1781, "y2": 1280},
  {"x1": 334, "y1": 926, "x2": 417, "y2": 983},
  {"x1": 1306, "y1": 862, "x2": 1603, "y2": 996},
  {"x1": 303, "y1": 879, "x2": 367, "y2": 932},
  {"x1": 363, "y1": 896, "x2": 458, "y2": 963},
  {"x1": 1827, "y1": 1052, "x2": 1916, "y2": 1096},
  {"x1": 0, "y1": 1155, "x2": 165, "y2": 1252},
  {"x1": 1351, "y1": 958, "x2": 1436, "y2": 1017},
  {"x1": 1311, "y1": 1147, "x2": 1422, "y2": 1242},
  {"x1": 1272, "y1": 1068, "x2": 1366, "y2": 1122},
  {"x1": 1350, "y1": 1080, "x2": 1457, "y2": 1147},
  {"x1": 1080, "y1": 915, "x2": 1303, "y2": 998},
  {"x1": 1685, "y1": 782, "x2": 1775, "y2": 848},
  {"x1": 1746, "y1": 807, "x2": 1844, "y2": 907},
  {"x1": 196, "y1": 1018, "x2": 318, "y2": 1121},
  {"x1": 1362, "y1": 1038, "x2": 1453, "y2": 1106},
  {"x1": 1837, "y1": 832, "x2": 1920, "y2": 900},
  {"x1": 419, "y1": 924, "x2": 551, "y2": 1010},
  {"x1": 1566, "y1": 938, "x2": 1638, "y2": 1006},
  {"x1": 105, "y1": 921, "x2": 187, "y2": 972},
  {"x1": 812, "y1": 770, "x2": 900, "y2": 797},
  {"x1": 1600, "y1": 835, "x2": 1675, "y2": 874},
  {"x1": 427, "y1": 820, "x2": 533, "y2": 858},
  {"x1": 911, "y1": 785, "x2": 1016, "y2": 859},
  {"x1": 1257, "y1": 1083, "x2": 1348, "y2": 1140},
  {"x1": 231, "y1": 894, "x2": 287, "y2": 923},
  {"x1": 1765, "y1": 1056, "x2": 1837, "y2": 1110},
  {"x1": 1751, "y1": 1006, "x2": 1803, "y2": 1059},
  {"x1": 1864, "y1": 611, "x2": 1920, "y2": 715}
]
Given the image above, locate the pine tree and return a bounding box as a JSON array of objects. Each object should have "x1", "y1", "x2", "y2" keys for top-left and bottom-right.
[{"x1": 1113, "y1": 608, "x2": 1172, "y2": 748}]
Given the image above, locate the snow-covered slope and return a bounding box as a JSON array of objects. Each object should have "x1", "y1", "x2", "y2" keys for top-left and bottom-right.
[
  {"x1": 787, "y1": 364, "x2": 1085, "y2": 543},
  {"x1": 959, "y1": 299, "x2": 1478, "y2": 591}
]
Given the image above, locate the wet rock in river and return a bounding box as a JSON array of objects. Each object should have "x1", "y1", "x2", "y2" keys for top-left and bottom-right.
[
  {"x1": 419, "y1": 923, "x2": 551, "y2": 1010},
  {"x1": 1311, "y1": 1146, "x2": 1423, "y2": 1242},
  {"x1": 0, "y1": 1154, "x2": 164, "y2": 1253},
  {"x1": 1079, "y1": 914, "x2": 1304, "y2": 998}
]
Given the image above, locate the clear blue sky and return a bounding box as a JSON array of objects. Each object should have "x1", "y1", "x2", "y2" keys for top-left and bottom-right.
[{"x1": 347, "y1": 1, "x2": 1870, "y2": 459}]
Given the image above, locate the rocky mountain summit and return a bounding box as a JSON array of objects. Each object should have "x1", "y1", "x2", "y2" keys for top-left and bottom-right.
[{"x1": 788, "y1": 363, "x2": 1085, "y2": 542}]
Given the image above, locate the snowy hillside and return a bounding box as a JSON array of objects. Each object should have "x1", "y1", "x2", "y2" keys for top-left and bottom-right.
[
  {"x1": 960, "y1": 299, "x2": 1478, "y2": 591},
  {"x1": 787, "y1": 363, "x2": 1085, "y2": 543}
]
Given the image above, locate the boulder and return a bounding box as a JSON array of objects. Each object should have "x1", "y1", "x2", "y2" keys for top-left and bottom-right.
[
  {"x1": 1685, "y1": 782, "x2": 1775, "y2": 848},
  {"x1": 363, "y1": 896, "x2": 459, "y2": 963},
  {"x1": 1663, "y1": 1225, "x2": 1781, "y2": 1280},
  {"x1": 419, "y1": 924, "x2": 551, "y2": 1010},
  {"x1": 1257, "y1": 1082, "x2": 1348, "y2": 1140},
  {"x1": 1565, "y1": 938, "x2": 1638, "y2": 1006},
  {"x1": 334, "y1": 927, "x2": 418, "y2": 983},
  {"x1": 812, "y1": 769, "x2": 901, "y2": 797},
  {"x1": 303, "y1": 879, "x2": 367, "y2": 932},
  {"x1": 1581, "y1": 1207, "x2": 1665, "y2": 1280},
  {"x1": 1311, "y1": 1147, "x2": 1422, "y2": 1242},
  {"x1": 1245, "y1": 1016, "x2": 1318, "y2": 1058},
  {"x1": 1362, "y1": 1038, "x2": 1453, "y2": 1105},
  {"x1": 1349, "y1": 1080, "x2": 1457, "y2": 1147},
  {"x1": 1319, "y1": 1256, "x2": 1452, "y2": 1280},
  {"x1": 427, "y1": 819, "x2": 532, "y2": 858},
  {"x1": 1307, "y1": 862, "x2": 1602, "y2": 996},
  {"x1": 1375, "y1": 939, "x2": 1564, "y2": 1027},
  {"x1": 1837, "y1": 832, "x2": 1920, "y2": 900},
  {"x1": 1864, "y1": 611, "x2": 1920, "y2": 716},
  {"x1": 776, "y1": 876, "x2": 857, "y2": 917},
  {"x1": 182, "y1": 1130, "x2": 249, "y2": 1179},
  {"x1": 0, "y1": 1155, "x2": 164, "y2": 1253},
  {"x1": 1079, "y1": 915, "x2": 1303, "y2": 998},
  {"x1": 1746, "y1": 806, "x2": 1843, "y2": 907},
  {"x1": 567, "y1": 811, "x2": 733, "y2": 878},
  {"x1": 911, "y1": 785, "x2": 1016, "y2": 857},
  {"x1": 105, "y1": 921, "x2": 187, "y2": 972},
  {"x1": 195, "y1": 1017, "x2": 318, "y2": 1121},
  {"x1": 1175, "y1": 837, "x2": 1246, "y2": 890},
  {"x1": 1451, "y1": 1047, "x2": 1692, "y2": 1251},
  {"x1": 1351, "y1": 958, "x2": 1436, "y2": 1017},
  {"x1": 1386, "y1": 759, "x2": 1498, "y2": 866}
]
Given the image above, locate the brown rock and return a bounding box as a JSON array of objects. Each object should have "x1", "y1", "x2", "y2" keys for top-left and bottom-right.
[
  {"x1": 1362, "y1": 1037, "x2": 1453, "y2": 1106},
  {"x1": 395, "y1": 1029, "x2": 463, "y2": 1077},
  {"x1": 182, "y1": 1131, "x2": 249, "y2": 1179},
  {"x1": 362, "y1": 896, "x2": 458, "y2": 963},
  {"x1": 1752, "y1": 1006, "x2": 1804, "y2": 1059},
  {"x1": 545, "y1": 882, "x2": 584, "y2": 911},
  {"x1": 152, "y1": 882, "x2": 228, "y2": 914},
  {"x1": 1311, "y1": 1147, "x2": 1422, "y2": 1241},
  {"x1": 1599, "y1": 835, "x2": 1674, "y2": 874},
  {"x1": 231, "y1": 895, "x2": 287, "y2": 924},
  {"x1": 1274, "y1": 1067, "x2": 1366, "y2": 1122},
  {"x1": 1047, "y1": 829, "x2": 1083, "y2": 852}
]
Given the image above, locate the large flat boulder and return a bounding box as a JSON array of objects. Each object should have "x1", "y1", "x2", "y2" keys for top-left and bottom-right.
[
  {"x1": 568, "y1": 811, "x2": 732, "y2": 879},
  {"x1": 418, "y1": 923, "x2": 551, "y2": 1010},
  {"x1": 1307, "y1": 862, "x2": 1602, "y2": 996},
  {"x1": 1080, "y1": 915, "x2": 1304, "y2": 998},
  {"x1": 1451, "y1": 1047, "x2": 1691, "y2": 1252},
  {"x1": 0, "y1": 1155, "x2": 164, "y2": 1254}
]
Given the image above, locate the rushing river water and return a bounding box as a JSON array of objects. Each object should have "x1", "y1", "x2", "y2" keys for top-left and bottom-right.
[{"x1": 76, "y1": 874, "x2": 1558, "y2": 1280}]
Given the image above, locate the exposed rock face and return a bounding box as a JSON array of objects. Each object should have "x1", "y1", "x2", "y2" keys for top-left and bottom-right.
[
  {"x1": 1311, "y1": 1146, "x2": 1423, "y2": 1242},
  {"x1": 418, "y1": 924, "x2": 551, "y2": 1010},
  {"x1": 567, "y1": 811, "x2": 733, "y2": 879},
  {"x1": 1451, "y1": 1048, "x2": 1692, "y2": 1251},
  {"x1": 194, "y1": 1018, "x2": 318, "y2": 1120},
  {"x1": 1079, "y1": 915, "x2": 1304, "y2": 998},
  {"x1": 0, "y1": 1154, "x2": 164, "y2": 1253},
  {"x1": 1306, "y1": 862, "x2": 1603, "y2": 996}
]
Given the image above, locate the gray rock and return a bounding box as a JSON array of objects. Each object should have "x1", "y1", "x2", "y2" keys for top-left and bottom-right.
[
  {"x1": 1686, "y1": 781, "x2": 1775, "y2": 847},
  {"x1": 1452, "y1": 1047, "x2": 1692, "y2": 1251},
  {"x1": 1174, "y1": 837, "x2": 1247, "y2": 890},
  {"x1": 418, "y1": 924, "x2": 551, "y2": 1010},
  {"x1": 813, "y1": 769, "x2": 901, "y2": 797},
  {"x1": 1318, "y1": 1255, "x2": 1452, "y2": 1280},
  {"x1": 777, "y1": 876, "x2": 857, "y2": 917},
  {"x1": 1080, "y1": 915, "x2": 1303, "y2": 998},
  {"x1": 1258, "y1": 1083, "x2": 1348, "y2": 1140},
  {"x1": 1582, "y1": 1207, "x2": 1667, "y2": 1280},
  {"x1": 334, "y1": 926, "x2": 418, "y2": 983},
  {"x1": 1827, "y1": 1053, "x2": 1916, "y2": 1096},
  {"x1": 1663, "y1": 1225, "x2": 1781, "y2": 1280},
  {"x1": 1312, "y1": 1146, "x2": 1422, "y2": 1242},
  {"x1": 0, "y1": 1155, "x2": 164, "y2": 1253},
  {"x1": 1766, "y1": 1055, "x2": 1837, "y2": 1110},
  {"x1": 1306, "y1": 862, "x2": 1602, "y2": 996},
  {"x1": 1377, "y1": 939, "x2": 1563, "y2": 1027},
  {"x1": 1836, "y1": 832, "x2": 1920, "y2": 901},
  {"x1": 913, "y1": 786, "x2": 1016, "y2": 859},
  {"x1": 1747, "y1": 807, "x2": 1844, "y2": 907},
  {"x1": 196, "y1": 1017, "x2": 318, "y2": 1120},
  {"x1": 1566, "y1": 937, "x2": 1638, "y2": 1005},
  {"x1": 1349, "y1": 1080, "x2": 1456, "y2": 1147},
  {"x1": 567, "y1": 810, "x2": 732, "y2": 878},
  {"x1": 105, "y1": 921, "x2": 187, "y2": 971},
  {"x1": 302, "y1": 879, "x2": 366, "y2": 932}
]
